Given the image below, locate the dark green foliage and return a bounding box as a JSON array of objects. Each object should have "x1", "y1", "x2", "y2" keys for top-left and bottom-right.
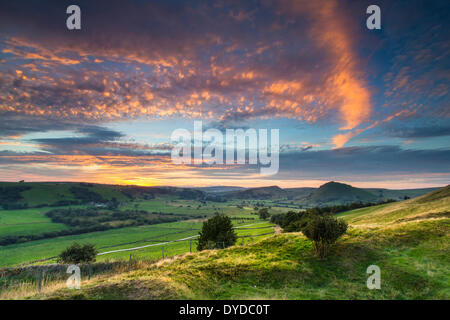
[
  {"x1": 270, "y1": 211, "x2": 304, "y2": 230},
  {"x1": 271, "y1": 200, "x2": 397, "y2": 232},
  {"x1": 283, "y1": 218, "x2": 309, "y2": 232},
  {"x1": 69, "y1": 186, "x2": 105, "y2": 203},
  {"x1": 197, "y1": 214, "x2": 237, "y2": 250},
  {"x1": 305, "y1": 200, "x2": 396, "y2": 214},
  {"x1": 119, "y1": 186, "x2": 204, "y2": 200},
  {"x1": 301, "y1": 214, "x2": 347, "y2": 258},
  {"x1": 0, "y1": 208, "x2": 204, "y2": 246},
  {"x1": 0, "y1": 186, "x2": 31, "y2": 209},
  {"x1": 107, "y1": 197, "x2": 119, "y2": 209},
  {"x1": 280, "y1": 211, "x2": 304, "y2": 228},
  {"x1": 258, "y1": 208, "x2": 270, "y2": 220},
  {"x1": 269, "y1": 213, "x2": 285, "y2": 226},
  {"x1": 204, "y1": 195, "x2": 227, "y2": 202},
  {"x1": 45, "y1": 208, "x2": 190, "y2": 228},
  {"x1": 57, "y1": 243, "x2": 98, "y2": 264}
]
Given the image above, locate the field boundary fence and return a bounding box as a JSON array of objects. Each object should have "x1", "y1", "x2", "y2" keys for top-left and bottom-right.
[{"x1": 1, "y1": 224, "x2": 275, "y2": 295}]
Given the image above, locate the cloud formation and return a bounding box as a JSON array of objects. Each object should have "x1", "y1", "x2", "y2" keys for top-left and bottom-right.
[
  {"x1": 0, "y1": 0, "x2": 448, "y2": 186},
  {"x1": 0, "y1": 0, "x2": 374, "y2": 139},
  {"x1": 0, "y1": 145, "x2": 448, "y2": 188}
]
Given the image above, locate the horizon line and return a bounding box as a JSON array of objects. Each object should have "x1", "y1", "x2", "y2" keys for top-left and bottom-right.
[{"x1": 0, "y1": 180, "x2": 446, "y2": 191}]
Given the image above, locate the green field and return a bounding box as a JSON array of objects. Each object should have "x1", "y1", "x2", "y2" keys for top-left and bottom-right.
[
  {"x1": 0, "y1": 207, "x2": 273, "y2": 267},
  {"x1": 0, "y1": 186, "x2": 448, "y2": 300},
  {"x1": 0, "y1": 182, "x2": 130, "y2": 208},
  {"x1": 0, "y1": 197, "x2": 282, "y2": 250},
  {"x1": 17, "y1": 186, "x2": 447, "y2": 300},
  {"x1": 0, "y1": 207, "x2": 70, "y2": 237}
]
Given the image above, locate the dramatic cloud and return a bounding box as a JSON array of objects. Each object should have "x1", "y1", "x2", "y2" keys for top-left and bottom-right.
[
  {"x1": 0, "y1": 0, "x2": 448, "y2": 186},
  {"x1": 0, "y1": 0, "x2": 374, "y2": 136},
  {"x1": 0, "y1": 145, "x2": 448, "y2": 188}
]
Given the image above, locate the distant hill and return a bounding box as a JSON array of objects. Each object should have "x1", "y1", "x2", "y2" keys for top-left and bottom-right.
[
  {"x1": 0, "y1": 182, "x2": 205, "y2": 209},
  {"x1": 223, "y1": 181, "x2": 438, "y2": 206},
  {"x1": 0, "y1": 181, "x2": 440, "y2": 209},
  {"x1": 284, "y1": 187, "x2": 316, "y2": 200},
  {"x1": 193, "y1": 186, "x2": 246, "y2": 193},
  {"x1": 225, "y1": 186, "x2": 286, "y2": 199},
  {"x1": 364, "y1": 187, "x2": 439, "y2": 201},
  {"x1": 299, "y1": 181, "x2": 379, "y2": 206}
]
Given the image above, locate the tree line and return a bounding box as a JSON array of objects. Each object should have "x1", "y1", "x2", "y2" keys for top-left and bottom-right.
[{"x1": 0, "y1": 208, "x2": 204, "y2": 246}]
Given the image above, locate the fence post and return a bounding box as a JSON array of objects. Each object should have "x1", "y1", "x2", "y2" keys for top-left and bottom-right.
[
  {"x1": 189, "y1": 239, "x2": 192, "y2": 253},
  {"x1": 37, "y1": 269, "x2": 43, "y2": 292},
  {"x1": 162, "y1": 246, "x2": 165, "y2": 259},
  {"x1": 128, "y1": 254, "x2": 133, "y2": 269}
]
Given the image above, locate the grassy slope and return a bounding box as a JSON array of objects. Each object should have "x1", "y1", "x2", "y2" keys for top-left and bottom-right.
[
  {"x1": 0, "y1": 217, "x2": 270, "y2": 267},
  {"x1": 335, "y1": 185, "x2": 450, "y2": 225},
  {"x1": 0, "y1": 199, "x2": 250, "y2": 241},
  {"x1": 0, "y1": 221, "x2": 202, "y2": 267},
  {"x1": 33, "y1": 187, "x2": 449, "y2": 300}
]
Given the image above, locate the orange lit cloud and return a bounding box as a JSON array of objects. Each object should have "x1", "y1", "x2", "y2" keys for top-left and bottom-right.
[{"x1": 0, "y1": 1, "x2": 373, "y2": 135}]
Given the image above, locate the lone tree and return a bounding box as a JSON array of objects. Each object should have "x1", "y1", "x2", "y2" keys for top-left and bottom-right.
[
  {"x1": 197, "y1": 214, "x2": 237, "y2": 250},
  {"x1": 258, "y1": 208, "x2": 270, "y2": 220},
  {"x1": 58, "y1": 242, "x2": 98, "y2": 264},
  {"x1": 301, "y1": 214, "x2": 347, "y2": 259}
]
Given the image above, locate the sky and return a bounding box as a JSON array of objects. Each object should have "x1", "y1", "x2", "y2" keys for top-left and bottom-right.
[{"x1": 0, "y1": 0, "x2": 449, "y2": 188}]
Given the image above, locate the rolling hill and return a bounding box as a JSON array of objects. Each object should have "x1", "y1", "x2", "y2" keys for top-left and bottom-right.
[
  {"x1": 222, "y1": 181, "x2": 437, "y2": 205},
  {"x1": 0, "y1": 181, "x2": 440, "y2": 210},
  {"x1": 335, "y1": 185, "x2": 450, "y2": 225},
  {"x1": 0, "y1": 182, "x2": 206, "y2": 209},
  {"x1": 12, "y1": 185, "x2": 448, "y2": 300},
  {"x1": 193, "y1": 186, "x2": 246, "y2": 193},
  {"x1": 225, "y1": 186, "x2": 286, "y2": 199},
  {"x1": 298, "y1": 181, "x2": 379, "y2": 205}
]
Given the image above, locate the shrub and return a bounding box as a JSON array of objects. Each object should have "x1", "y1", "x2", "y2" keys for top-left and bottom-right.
[
  {"x1": 258, "y1": 208, "x2": 270, "y2": 220},
  {"x1": 283, "y1": 218, "x2": 309, "y2": 232},
  {"x1": 57, "y1": 243, "x2": 98, "y2": 264},
  {"x1": 270, "y1": 211, "x2": 304, "y2": 230},
  {"x1": 197, "y1": 214, "x2": 237, "y2": 250},
  {"x1": 301, "y1": 214, "x2": 347, "y2": 258},
  {"x1": 280, "y1": 211, "x2": 304, "y2": 229}
]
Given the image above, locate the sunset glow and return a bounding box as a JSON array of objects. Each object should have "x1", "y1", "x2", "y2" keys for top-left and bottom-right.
[{"x1": 0, "y1": 0, "x2": 448, "y2": 188}]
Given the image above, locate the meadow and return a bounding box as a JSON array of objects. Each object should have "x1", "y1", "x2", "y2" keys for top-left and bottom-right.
[
  {"x1": 0, "y1": 207, "x2": 69, "y2": 238},
  {"x1": 0, "y1": 185, "x2": 448, "y2": 300},
  {"x1": 0, "y1": 198, "x2": 277, "y2": 267}
]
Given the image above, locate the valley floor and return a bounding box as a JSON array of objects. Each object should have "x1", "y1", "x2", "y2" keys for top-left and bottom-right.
[
  {"x1": 15, "y1": 217, "x2": 449, "y2": 300},
  {"x1": 2, "y1": 186, "x2": 449, "y2": 300}
]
